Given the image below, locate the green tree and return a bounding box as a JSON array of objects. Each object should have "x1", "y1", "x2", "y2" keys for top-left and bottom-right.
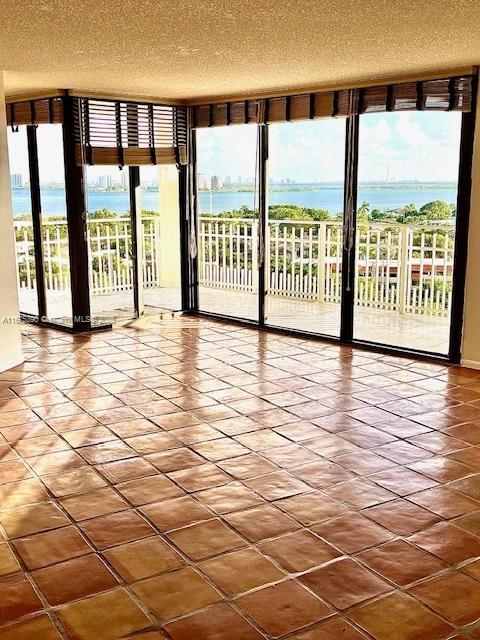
[
  {"x1": 419, "y1": 200, "x2": 454, "y2": 221},
  {"x1": 396, "y1": 203, "x2": 419, "y2": 223},
  {"x1": 303, "y1": 208, "x2": 331, "y2": 221},
  {"x1": 357, "y1": 201, "x2": 370, "y2": 222}
]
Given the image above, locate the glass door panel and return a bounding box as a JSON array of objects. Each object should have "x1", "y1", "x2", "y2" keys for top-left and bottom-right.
[
  {"x1": 37, "y1": 124, "x2": 72, "y2": 325},
  {"x1": 8, "y1": 126, "x2": 38, "y2": 317},
  {"x1": 140, "y1": 165, "x2": 182, "y2": 313},
  {"x1": 354, "y1": 111, "x2": 462, "y2": 354},
  {"x1": 265, "y1": 119, "x2": 345, "y2": 336},
  {"x1": 86, "y1": 166, "x2": 134, "y2": 321},
  {"x1": 196, "y1": 125, "x2": 259, "y2": 321}
]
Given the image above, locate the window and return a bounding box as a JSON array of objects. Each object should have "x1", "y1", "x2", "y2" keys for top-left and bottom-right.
[
  {"x1": 265, "y1": 119, "x2": 346, "y2": 337},
  {"x1": 36, "y1": 124, "x2": 72, "y2": 324},
  {"x1": 86, "y1": 166, "x2": 133, "y2": 320},
  {"x1": 354, "y1": 111, "x2": 462, "y2": 354},
  {"x1": 8, "y1": 126, "x2": 38, "y2": 316},
  {"x1": 196, "y1": 125, "x2": 259, "y2": 321}
]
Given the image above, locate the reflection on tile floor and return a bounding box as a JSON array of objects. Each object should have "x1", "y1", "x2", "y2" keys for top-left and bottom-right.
[
  {"x1": 26, "y1": 285, "x2": 451, "y2": 353},
  {"x1": 0, "y1": 315, "x2": 479, "y2": 639}
]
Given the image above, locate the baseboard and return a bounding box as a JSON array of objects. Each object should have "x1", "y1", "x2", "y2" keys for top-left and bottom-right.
[
  {"x1": 0, "y1": 353, "x2": 24, "y2": 374},
  {"x1": 460, "y1": 359, "x2": 480, "y2": 371}
]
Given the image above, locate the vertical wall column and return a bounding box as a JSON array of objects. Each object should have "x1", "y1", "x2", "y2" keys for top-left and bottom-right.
[
  {"x1": 180, "y1": 123, "x2": 198, "y2": 312},
  {"x1": 129, "y1": 166, "x2": 144, "y2": 317},
  {"x1": 158, "y1": 165, "x2": 181, "y2": 291},
  {"x1": 26, "y1": 125, "x2": 47, "y2": 320},
  {"x1": 0, "y1": 72, "x2": 23, "y2": 371},
  {"x1": 461, "y1": 77, "x2": 480, "y2": 368},
  {"x1": 340, "y1": 112, "x2": 360, "y2": 342},
  {"x1": 447, "y1": 74, "x2": 478, "y2": 364},
  {"x1": 258, "y1": 123, "x2": 269, "y2": 326},
  {"x1": 62, "y1": 95, "x2": 92, "y2": 331}
]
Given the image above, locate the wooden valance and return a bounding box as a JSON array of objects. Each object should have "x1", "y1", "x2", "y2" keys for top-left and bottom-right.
[
  {"x1": 193, "y1": 75, "x2": 473, "y2": 127},
  {"x1": 74, "y1": 98, "x2": 187, "y2": 166},
  {"x1": 7, "y1": 97, "x2": 64, "y2": 127}
]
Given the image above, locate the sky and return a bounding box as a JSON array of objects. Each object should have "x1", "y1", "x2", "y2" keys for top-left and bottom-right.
[
  {"x1": 7, "y1": 124, "x2": 160, "y2": 184},
  {"x1": 196, "y1": 110, "x2": 463, "y2": 183},
  {"x1": 8, "y1": 111, "x2": 462, "y2": 185}
]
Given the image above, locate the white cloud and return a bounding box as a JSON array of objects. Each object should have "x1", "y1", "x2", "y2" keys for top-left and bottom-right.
[{"x1": 358, "y1": 111, "x2": 462, "y2": 182}]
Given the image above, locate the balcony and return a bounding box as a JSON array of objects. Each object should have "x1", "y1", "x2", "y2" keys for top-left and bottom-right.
[{"x1": 14, "y1": 214, "x2": 454, "y2": 351}]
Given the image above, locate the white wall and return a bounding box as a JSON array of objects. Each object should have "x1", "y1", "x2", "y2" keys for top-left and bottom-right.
[
  {"x1": 462, "y1": 93, "x2": 480, "y2": 369},
  {"x1": 0, "y1": 72, "x2": 23, "y2": 372}
]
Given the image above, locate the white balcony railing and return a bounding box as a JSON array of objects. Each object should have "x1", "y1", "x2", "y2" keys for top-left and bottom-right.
[
  {"x1": 14, "y1": 215, "x2": 455, "y2": 317},
  {"x1": 198, "y1": 217, "x2": 455, "y2": 317},
  {"x1": 14, "y1": 216, "x2": 162, "y2": 297}
]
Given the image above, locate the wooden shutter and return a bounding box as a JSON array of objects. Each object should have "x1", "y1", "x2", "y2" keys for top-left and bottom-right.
[
  {"x1": 266, "y1": 97, "x2": 287, "y2": 123},
  {"x1": 289, "y1": 94, "x2": 312, "y2": 120},
  {"x1": 362, "y1": 86, "x2": 388, "y2": 113},
  {"x1": 360, "y1": 76, "x2": 473, "y2": 113},
  {"x1": 7, "y1": 97, "x2": 64, "y2": 126},
  {"x1": 192, "y1": 74, "x2": 473, "y2": 128},
  {"x1": 312, "y1": 92, "x2": 335, "y2": 118},
  {"x1": 74, "y1": 98, "x2": 187, "y2": 166}
]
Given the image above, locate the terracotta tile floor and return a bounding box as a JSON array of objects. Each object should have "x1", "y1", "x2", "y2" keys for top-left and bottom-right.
[{"x1": 0, "y1": 317, "x2": 480, "y2": 639}]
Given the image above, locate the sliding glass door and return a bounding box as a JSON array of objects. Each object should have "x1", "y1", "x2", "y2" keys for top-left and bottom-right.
[
  {"x1": 193, "y1": 108, "x2": 470, "y2": 360},
  {"x1": 354, "y1": 111, "x2": 463, "y2": 355},
  {"x1": 140, "y1": 165, "x2": 182, "y2": 314},
  {"x1": 8, "y1": 126, "x2": 39, "y2": 317},
  {"x1": 196, "y1": 124, "x2": 259, "y2": 321},
  {"x1": 36, "y1": 124, "x2": 72, "y2": 324},
  {"x1": 265, "y1": 119, "x2": 345, "y2": 336},
  {"x1": 86, "y1": 166, "x2": 134, "y2": 320}
]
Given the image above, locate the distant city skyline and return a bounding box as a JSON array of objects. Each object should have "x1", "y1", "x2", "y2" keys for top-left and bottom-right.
[
  {"x1": 8, "y1": 111, "x2": 462, "y2": 186},
  {"x1": 197, "y1": 111, "x2": 463, "y2": 183},
  {"x1": 195, "y1": 173, "x2": 456, "y2": 191}
]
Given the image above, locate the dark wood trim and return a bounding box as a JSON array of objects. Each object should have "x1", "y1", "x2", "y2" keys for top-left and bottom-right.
[
  {"x1": 449, "y1": 72, "x2": 478, "y2": 363},
  {"x1": 309, "y1": 93, "x2": 315, "y2": 120},
  {"x1": 416, "y1": 81, "x2": 425, "y2": 110},
  {"x1": 129, "y1": 166, "x2": 144, "y2": 318},
  {"x1": 148, "y1": 104, "x2": 157, "y2": 164},
  {"x1": 340, "y1": 113, "x2": 359, "y2": 342},
  {"x1": 83, "y1": 99, "x2": 93, "y2": 165},
  {"x1": 258, "y1": 124, "x2": 268, "y2": 326},
  {"x1": 285, "y1": 96, "x2": 291, "y2": 122},
  {"x1": 332, "y1": 91, "x2": 339, "y2": 117},
  {"x1": 264, "y1": 99, "x2": 270, "y2": 125},
  {"x1": 62, "y1": 95, "x2": 92, "y2": 332},
  {"x1": 386, "y1": 85, "x2": 395, "y2": 111},
  {"x1": 126, "y1": 105, "x2": 143, "y2": 317},
  {"x1": 48, "y1": 98, "x2": 55, "y2": 124},
  {"x1": 180, "y1": 122, "x2": 199, "y2": 311},
  {"x1": 115, "y1": 101, "x2": 124, "y2": 166},
  {"x1": 26, "y1": 125, "x2": 47, "y2": 320},
  {"x1": 447, "y1": 78, "x2": 456, "y2": 111}
]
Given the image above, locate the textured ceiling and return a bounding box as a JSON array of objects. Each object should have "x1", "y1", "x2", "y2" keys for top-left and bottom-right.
[{"x1": 0, "y1": 0, "x2": 479, "y2": 102}]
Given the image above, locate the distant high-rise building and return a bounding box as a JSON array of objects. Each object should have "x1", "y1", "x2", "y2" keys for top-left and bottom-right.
[
  {"x1": 98, "y1": 175, "x2": 113, "y2": 190},
  {"x1": 197, "y1": 173, "x2": 209, "y2": 190},
  {"x1": 11, "y1": 173, "x2": 23, "y2": 188},
  {"x1": 211, "y1": 175, "x2": 223, "y2": 191},
  {"x1": 225, "y1": 176, "x2": 231, "y2": 185},
  {"x1": 237, "y1": 175, "x2": 242, "y2": 184},
  {"x1": 120, "y1": 171, "x2": 128, "y2": 190}
]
